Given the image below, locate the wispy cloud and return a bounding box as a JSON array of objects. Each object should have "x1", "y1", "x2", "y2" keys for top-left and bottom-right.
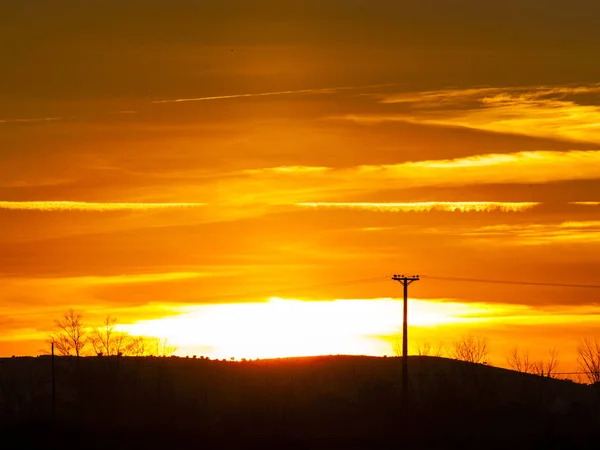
[
  {"x1": 152, "y1": 84, "x2": 392, "y2": 104},
  {"x1": 339, "y1": 83, "x2": 600, "y2": 143},
  {"x1": 232, "y1": 151, "x2": 600, "y2": 206},
  {"x1": 465, "y1": 221, "x2": 600, "y2": 244},
  {"x1": 381, "y1": 84, "x2": 600, "y2": 106},
  {"x1": 0, "y1": 201, "x2": 206, "y2": 212},
  {"x1": 69, "y1": 272, "x2": 216, "y2": 285},
  {"x1": 296, "y1": 202, "x2": 540, "y2": 213},
  {"x1": 404, "y1": 150, "x2": 600, "y2": 182}
]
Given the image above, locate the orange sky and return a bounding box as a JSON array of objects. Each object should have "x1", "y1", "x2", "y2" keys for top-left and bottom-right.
[{"x1": 1, "y1": 1, "x2": 600, "y2": 372}]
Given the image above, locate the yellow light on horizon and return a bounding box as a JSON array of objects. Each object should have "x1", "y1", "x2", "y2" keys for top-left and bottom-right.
[{"x1": 119, "y1": 298, "x2": 492, "y2": 360}]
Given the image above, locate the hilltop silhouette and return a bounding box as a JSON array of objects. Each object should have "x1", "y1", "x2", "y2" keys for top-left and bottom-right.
[{"x1": 1, "y1": 354, "x2": 598, "y2": 449}]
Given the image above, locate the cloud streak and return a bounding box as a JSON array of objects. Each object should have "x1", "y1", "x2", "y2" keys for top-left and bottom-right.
[
  {"x1": 296, "y1": 202, "x2": 540, "y2": 213},
  {"x1": 0, "y1": 201, "x2": 206, "y2": 212}
]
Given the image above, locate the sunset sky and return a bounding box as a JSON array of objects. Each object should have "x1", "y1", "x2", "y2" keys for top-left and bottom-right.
[{"x1": 2, "y1": 1, "x2": 600, "y2": 370}]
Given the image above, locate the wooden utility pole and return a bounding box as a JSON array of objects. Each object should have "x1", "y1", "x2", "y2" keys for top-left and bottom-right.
[{"x1": 392, "y1": 274, "x2": 420, "y2": 402}]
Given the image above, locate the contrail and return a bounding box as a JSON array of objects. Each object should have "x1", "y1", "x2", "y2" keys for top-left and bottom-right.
[
  {"x1": 0, "y1": 201, "x2": 206, "y2": 212},
  {"x1": 152, "y1": 84, "x2": 394, "y2": 104}
]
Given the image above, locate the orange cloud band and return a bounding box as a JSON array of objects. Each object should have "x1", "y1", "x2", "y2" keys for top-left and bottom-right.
[
  {"x1": 296, "y1": 202, "x2": 540, "y2": 213},
  {"x1": 0, "y1": 201, "x2": 206, "y2": 212}
]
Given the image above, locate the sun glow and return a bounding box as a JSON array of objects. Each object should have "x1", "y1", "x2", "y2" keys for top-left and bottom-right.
[{"x1": 119, "y1": 298, "x2": 492, "y2": 360}]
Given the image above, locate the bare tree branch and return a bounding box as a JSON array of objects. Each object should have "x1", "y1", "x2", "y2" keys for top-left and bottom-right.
[
  {"x1": 416, "y1": 341, "x2": 432, "y2": 356},
  {"x1": 507, "y1": 346, "x2": 532, "y2": 373},
  {"x1": 90, "y1": 315, "x2": 134, "y2": 356},
  {"x1": 412, "y1": 340, "x2": 446, "y2": 357},
  {"x1": 506, "y1": 346, "x2": 560, "y2": 377},
  {"x1": 451, "y1": 335, "x2": 489, "y2": 364},
  {"x1": 49, "y1": 309, "x2": 88, "y2": 358},
  {"x1": 392, "y1": 336, "x2": 402, "y2": 357},
  {"x1": 540, "y1": 348, "x2": 560, "y2": 378},
  {"x1": 155, "y1": 337, "x2": 177, "y2": 357},
  {"x1": 577, "y1": 337, "x2": 600, "y2": 384}
]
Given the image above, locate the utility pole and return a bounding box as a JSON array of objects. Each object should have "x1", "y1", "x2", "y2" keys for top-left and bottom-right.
[{"x1": 392, "y1": 274, "x2": 420, "y2": 402}]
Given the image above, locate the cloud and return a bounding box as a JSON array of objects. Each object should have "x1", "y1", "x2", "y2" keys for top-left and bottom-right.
[
  {"x1": 339, "y1": 84, "x2": 600, "y2": 143},
  {"x1": 229, "y1": 150, "x2": 600, "y2": 206},
  {"x1": 296, "y1": 202, "x2": 540, "y2": 213},
  {"x1": 0, "y1": 201, "x2": 206, "y2": 212},
  {"x1": 0, "y1": 270, "x2": 231, "y2": 334},
  {"x1": 381, "y1": 84, "x2": 600, "y2": 106},
  {"x1": 62, "y1": 271, "x2": 214, "y2": 286},
  {"x1": 399, "y1": 150, "x2": 600, "y2": 185},
  {"x1": 464, "y1": 220, "x2": 600, "y2": 244}
]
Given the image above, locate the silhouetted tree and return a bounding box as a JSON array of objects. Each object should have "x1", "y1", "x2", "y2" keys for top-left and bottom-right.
[
  {"x1": 392, "y1": 336, "x2": 402, "y2": 356},
  {"x1": 126, "y1": 336, "x2": 151, "y2": 356},
  {"x1": 394, "y1": 337, "x2": 445, "y2": 357},
  {"x1": 153, "y1": 337, "x2": 178, "y2": 357},
  {"x1": 90, "y1": 315, "x2": 133, "y2": 356},
  {"x1": 416, "y1": 341, "x2": 432, "y2": 356},
  {"x1": 507, "y1": 346, "x2": 533, "y2": 373},
  {"x1": 508, "y1": 346, "x2": 560, "y2": 377},
  {"x1": 531, "y1": 348, "x2": 560, "y2": 377},
  {"x1": 120, "y1": 335, "x2": 177, "y2": 356},
  {"x1": 577, "y1": 337, "x2": 600, "y2": 384},
  {"x1": 49, "y1": 309, "x2": 88, "y2": 357},
  {"x1": 451, "y1": 335, "x2": 489, "y2": 364},
  {"x1": 414, "y1": 340, "x2": 446, "y2": 357}
]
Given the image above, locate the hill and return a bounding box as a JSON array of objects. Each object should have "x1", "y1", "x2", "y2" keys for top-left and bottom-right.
[{"x1": 1, "y1": 355, "x2": 598, "y2": 449}]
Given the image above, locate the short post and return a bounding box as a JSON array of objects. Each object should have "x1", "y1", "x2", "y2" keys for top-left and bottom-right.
[{"x1": 51, "y1": 342, "x2": 56, "y2": 422}]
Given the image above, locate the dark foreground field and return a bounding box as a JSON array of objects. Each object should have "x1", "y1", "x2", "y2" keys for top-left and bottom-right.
[{"x1": 1, "y1": 355, "x2": 599, "y2": 449}]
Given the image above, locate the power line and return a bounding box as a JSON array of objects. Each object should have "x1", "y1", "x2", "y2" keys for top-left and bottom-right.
[{"x1": 423, "y1": 275, "x2": 600, "y2": 289}]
